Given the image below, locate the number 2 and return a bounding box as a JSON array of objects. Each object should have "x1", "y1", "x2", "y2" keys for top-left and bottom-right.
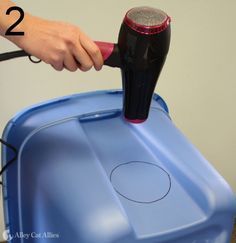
[{"x1": 5, "y1": 6, "x2": 25, "y2": 36}]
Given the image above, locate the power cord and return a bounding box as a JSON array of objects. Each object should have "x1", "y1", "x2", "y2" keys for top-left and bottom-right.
[
  {"x1": 0, "y1": 50, "x2": 41, "y2": 63},
  {"x1": 0, "y1": 50, "x2": 36, "y2": 185},
  {"x1": 0, "y1": 49, "x2": 38, "y2": 185},
  {"x1": 0, "y1": 139, "x2": 18, "y2": 185}
]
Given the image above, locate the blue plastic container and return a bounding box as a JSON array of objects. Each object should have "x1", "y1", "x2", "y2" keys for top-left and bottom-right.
[{"x1": 1, "y1": 90, "x2": 236, "y2": 243}]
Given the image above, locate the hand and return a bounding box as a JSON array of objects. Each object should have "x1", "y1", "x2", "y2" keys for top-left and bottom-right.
[{"x1": 11, "y1": 14, "x2": 104, "y2": 72}]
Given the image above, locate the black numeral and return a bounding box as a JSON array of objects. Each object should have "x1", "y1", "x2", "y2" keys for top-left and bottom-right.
[{"x1": 5, "y1": 7, "x2": 25, "y2": 36}]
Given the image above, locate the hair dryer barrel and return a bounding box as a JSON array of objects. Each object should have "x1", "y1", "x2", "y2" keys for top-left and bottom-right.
[
  {"x1": 97, "y1": 7, "x2": 171, "y2": 123},
  {"x1": 120, "y1": 7, "x2": 171, "y2": 123}
]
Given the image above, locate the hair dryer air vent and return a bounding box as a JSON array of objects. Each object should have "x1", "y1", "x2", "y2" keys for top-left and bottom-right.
[{"x1": 124, "y1": 7, "x2": 170, "y2": 35}]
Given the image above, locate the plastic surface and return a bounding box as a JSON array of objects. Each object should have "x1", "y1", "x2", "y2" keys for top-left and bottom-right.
[{"x1": 1, "y1": 90, "x2": 236, "y2": 243}]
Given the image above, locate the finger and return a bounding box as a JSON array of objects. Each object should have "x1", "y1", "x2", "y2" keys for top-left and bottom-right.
[
  {"x1": 72, "y1": 44, "x2": 93, "y2": 72},
  {"x1": 79, "y1": 33, "x2": 104, "y2": 71},
  {"x1": 51, "y1": 62, "x2": 64, "y2": 71},
  {"x1": 63, "y1": 52, "x2": 78, "y2": 72}
]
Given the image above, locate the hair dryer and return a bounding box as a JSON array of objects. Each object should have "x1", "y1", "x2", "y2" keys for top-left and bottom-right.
[
  {"x1": 0, "y1": 6, "x2": 171, "y2": 123},
  {"x1": 97, "y1": 6, "x2": 171, "y2": 123}
]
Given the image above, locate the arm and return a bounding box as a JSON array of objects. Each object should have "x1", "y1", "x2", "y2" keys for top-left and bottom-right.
[{"x1": 0, "y1": 0, "x2": 103, "y2": 71}]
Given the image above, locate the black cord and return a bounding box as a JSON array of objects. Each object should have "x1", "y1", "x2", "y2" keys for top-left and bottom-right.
[
  {"x1": 0, "y1": 139, "x2": 18, "y2": 185},
  {"x1": 0, "y1": 50, "x2": 41, "y2": 63},
  {"x1": 0, "y1": 50, "x2": 28, "y2": 61},
  {"x1": 0, "y1": 50, "x2": 38, "y2": 185},
  {"x1": 0, "y1": 50, "x2": 39, "y2": 186}
]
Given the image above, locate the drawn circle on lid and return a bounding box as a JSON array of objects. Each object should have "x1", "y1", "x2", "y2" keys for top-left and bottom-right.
[{"x1": 110, "y1": 161, "x2": 171, "y2": 204}]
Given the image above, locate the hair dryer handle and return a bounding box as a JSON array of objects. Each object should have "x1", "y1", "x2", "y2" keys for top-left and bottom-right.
[{"x1": 95, "y1": 41, "x2": 121, "y2": 68}]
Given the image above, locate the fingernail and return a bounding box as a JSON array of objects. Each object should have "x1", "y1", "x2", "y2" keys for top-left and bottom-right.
[{"x1": 95, "y1": 66, "x2": 102, "y2": 71}]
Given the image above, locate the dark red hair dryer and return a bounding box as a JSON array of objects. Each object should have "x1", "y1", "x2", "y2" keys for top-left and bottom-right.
[{"x1": 96, "y1": 6, "x2": 171, "y2": 123}]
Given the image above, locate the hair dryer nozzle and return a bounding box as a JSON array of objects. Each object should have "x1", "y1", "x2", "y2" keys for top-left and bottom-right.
[{"x1": 126, "y1": 118, "x2": 146, "y2": 124}]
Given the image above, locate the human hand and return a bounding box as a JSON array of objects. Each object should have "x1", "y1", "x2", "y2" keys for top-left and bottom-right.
[{"x1": 9, "y1": 14, "x2": 104, "y2": 72}]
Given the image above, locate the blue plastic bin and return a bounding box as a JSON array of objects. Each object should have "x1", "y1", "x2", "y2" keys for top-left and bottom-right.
[{"x1": 1, "y1": 90, "x2": 236, "y2": 243}]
